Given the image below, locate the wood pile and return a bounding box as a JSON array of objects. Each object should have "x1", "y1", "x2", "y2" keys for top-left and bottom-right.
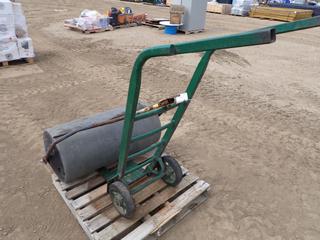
[{"x1": 249, "y1": 6, "x2": 313, "y2": 22}]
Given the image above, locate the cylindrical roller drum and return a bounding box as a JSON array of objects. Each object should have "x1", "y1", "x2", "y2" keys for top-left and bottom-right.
[{"x1": 43, "y1": 105, "x2": 161, "y2": 183}]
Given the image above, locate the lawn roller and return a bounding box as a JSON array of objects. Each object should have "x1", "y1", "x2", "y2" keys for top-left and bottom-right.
[{"x1": 43, "y1": 16, "x2": 320, "y2": 219}]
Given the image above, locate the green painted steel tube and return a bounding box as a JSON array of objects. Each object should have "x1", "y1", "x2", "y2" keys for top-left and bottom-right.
[
  {"x1": 128, "y1": 141, "x2": 163, "y2": 160},
  {"x1": 118, "y1": 17, "x2": 320, "y2": 179},
  {"x1": 153, "y1": 51, "x2": 215, "y2": 158},
  {"x1": 117, "y1": 29, "x2": 276, "y2": 178},
  {"x1": 134, "y1": 103, "x2": 178, "y2": 121},
  {"x1": 125, "y1": 156, "x2": 156, "y2": 175},
  {"x1": 261, "y1": 16, "x2": 320, "y2": 34},
  {"x1": 131, "y1": 173, "x2": 164, "y2": 194},
  {"x1": 131, "y1": 122, "x2": 174, "y2": 143}
]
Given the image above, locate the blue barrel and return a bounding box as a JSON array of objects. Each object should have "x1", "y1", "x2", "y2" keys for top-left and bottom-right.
[{"x1": 164, "y1": 25, "x2": 178, "y2": 35}]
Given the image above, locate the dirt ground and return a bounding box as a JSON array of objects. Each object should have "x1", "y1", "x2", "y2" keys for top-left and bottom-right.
[{"x1": 1, "y1": 0, "x2": 320, "y2": 239}]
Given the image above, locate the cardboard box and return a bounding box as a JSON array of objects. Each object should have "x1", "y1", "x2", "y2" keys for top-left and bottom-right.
[
  {"x1": 17, "y1": 37, "x2": 34, "y2": 58},
  {"x1": 0, "y1": 40, "x2": 20, "y2": 62},
  {"x1": 0, "y1": 0, "x2": 13, "y2": 15},
  {"x1": 170, "y1": 5, "x2": 184, "y2": 24}
]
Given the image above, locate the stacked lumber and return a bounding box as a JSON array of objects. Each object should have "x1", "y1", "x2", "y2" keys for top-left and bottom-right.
[
  {"x1": 207, "y1": 2, "x2": 232, "y2": 14},
  {"x1": 249, "y1": 6, "x2": 313, "y2": 22},
  {"x1": 267, "y1": 3, "x2": 320, "y2": 16}
]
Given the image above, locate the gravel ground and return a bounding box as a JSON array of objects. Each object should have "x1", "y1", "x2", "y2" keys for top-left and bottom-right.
[{"x1": 1, "y1": 0, "x2": 320, "y2": 239}]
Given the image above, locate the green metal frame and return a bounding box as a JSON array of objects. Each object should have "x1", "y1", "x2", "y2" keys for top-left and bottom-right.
[{"x1": 101, "y1": 17, "x2": 320, "y2": 193}]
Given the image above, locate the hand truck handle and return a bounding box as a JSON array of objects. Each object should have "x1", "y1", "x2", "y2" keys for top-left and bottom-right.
[{"x1": 117, "y1": 16, "x2": 320, "y2": 178}]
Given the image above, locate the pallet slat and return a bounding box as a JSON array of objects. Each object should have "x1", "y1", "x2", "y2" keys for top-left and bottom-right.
[
  {"x1": 85, "y1": 180, "x2": 167, "y2": 233},
  {"x1": 60, "y1": 173, "x2": 99, "y2": 191},
  {"x1": 52, "y1": 166, "x2": 209, "y2": 240},
  {"x1": 122, "y1": 180, "x2": 210, "y2": 240},
  {"x1": 66, "y1": 176, "x2": 106, "y2": 199},
  {"x1": 94, "y1": 174, "x2": 199, "y2": 240},
  {"x1": 86, "y1": 171, "x2": 192, "y2": 234},
  {"x1": 1, "y1": 58, "x2": 34, "y2": 67},
  {"x1": 72, "y1": 183, "x2": 108, "y2": 210},
  {"x1": 64, "y1": 24, "x2": 113, "y2": 33},
  {"x1": 79, "y1": 195, "x2": 112, "y2": 221}
]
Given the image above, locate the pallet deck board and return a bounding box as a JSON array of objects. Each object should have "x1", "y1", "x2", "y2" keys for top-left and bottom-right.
[
  {"x1": 79, "y1": 195, "x2": 113, "y2": 221},
  {"x1": 72, "y1": 183, "x2": 108, "y2": 210},
  {"x1": 85, "y1": 180, "x2": 167, "y2": 233},
  {"x1": 66, "y1": 176, "x2": 106, "y2": 200},
  {"x1": 64, "y1": 24, "x2": 113, "y2": 33},
  {"x1": 60, "y1": 173, "x2": 99, "y2": 191},
  {"x1": 122, "y1": 180, "x2": 210, "y2": 240},
  {"x1": 1, "y1": 57, "x2": 34, "y2": 67},
  {"x1": 94, "y1": 174, "x2": 198, "y2": 240},
  {"x1": 179, "y1": 29, "x2": 204, "y2": 35},
  {"x1": 52, "y1": 166, "x2": 209, "y2": 240}
]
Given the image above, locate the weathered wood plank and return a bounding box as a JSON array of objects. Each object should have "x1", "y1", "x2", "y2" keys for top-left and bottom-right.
[
  {"x1": 51, "y1": 176, "x2": 95, "y2": 240},
  {"x1": 72, "y1": 183, "x2": 107, "y2": 210},
  {"x1": 85, "y1": 179, "x2": 168, "y2": 233},
  {"x1": 78, "y1": 166, "x2": 188, "y2": 221},
  {"x1": 60, "y1": 173, "x2": 99, "y2": 191},
  {"x1": 66, "y1": 176, "x2": 106, "y2": 200},
  {"x1": 94, "y1": 174, "x2": 199, "y2": 240},
  {"x1": 122, "y1": 180, "x2": 210, "y2": 240},
  {"x1": 78, "y1": 195, "x2": 112, "y2": 221}
]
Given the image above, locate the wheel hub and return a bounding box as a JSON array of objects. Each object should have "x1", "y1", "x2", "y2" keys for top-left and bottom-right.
[{"x1": 111, "y1": 190, "x2": 127, "y2": 215}]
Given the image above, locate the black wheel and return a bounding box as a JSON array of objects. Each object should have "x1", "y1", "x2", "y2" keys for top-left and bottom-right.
[
  {"x1": 109, "y1": 181, "x2": 135, "y2": 219},
  {"x1": 161, "y1": 156, "x2": 183, "y2": 187}
]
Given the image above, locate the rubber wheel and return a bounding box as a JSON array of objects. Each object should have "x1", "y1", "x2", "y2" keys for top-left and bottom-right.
[
  {"x1": 109, "y1": 181, "x2": 135, "y2": 219},
  {"x1": 161, "y1": 156, "x2": 183, "y2": 187}
]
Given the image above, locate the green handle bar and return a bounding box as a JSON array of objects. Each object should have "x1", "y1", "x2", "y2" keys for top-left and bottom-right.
[{"x1": 117, "y1": 16, "x2": 320, "y2": 178}]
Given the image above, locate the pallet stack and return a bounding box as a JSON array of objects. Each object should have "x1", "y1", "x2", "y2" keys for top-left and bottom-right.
[
  {"x1": 249, "y1": 6, "x2": 313, "y2": 21},
  {"x1": 0, "y1": 0, "x2": 34, "y2": 66}
]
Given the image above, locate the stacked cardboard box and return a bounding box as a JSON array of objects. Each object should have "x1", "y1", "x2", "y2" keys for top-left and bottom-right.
[{"x1": 0, "y1": 0, "x2": 34, "y2": 63}]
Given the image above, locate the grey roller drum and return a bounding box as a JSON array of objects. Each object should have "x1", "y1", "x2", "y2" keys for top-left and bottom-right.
[{"x1": 43, "y1": 105, "x2": 161, "y2": 183}]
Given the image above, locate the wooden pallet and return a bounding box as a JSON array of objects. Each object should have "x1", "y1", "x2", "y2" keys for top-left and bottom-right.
[
  {"x1": 64, "y1": 24, "x2": 114, "y2": 34},
  {"x1": 141, "y1": 21, "x2": 165, "y2": 30},
  {"x1": 249, "y1": 6, "x2": 313, "y2": 22},
  {"x1": 113, "y1": 22, "x2": 140, "y2": 30},
  {"x1": 52, "y1": 167, "x2": 210, "y2": 240},
  {"x1": 141, "y1": 18, "x2": 168, "y2": 30},
  {"x1": 179, "y1": 29, "x2": 204, "y2": 35},
  {"x1": 1, "y1": 57, "x2": 34, "y2": 67}
]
